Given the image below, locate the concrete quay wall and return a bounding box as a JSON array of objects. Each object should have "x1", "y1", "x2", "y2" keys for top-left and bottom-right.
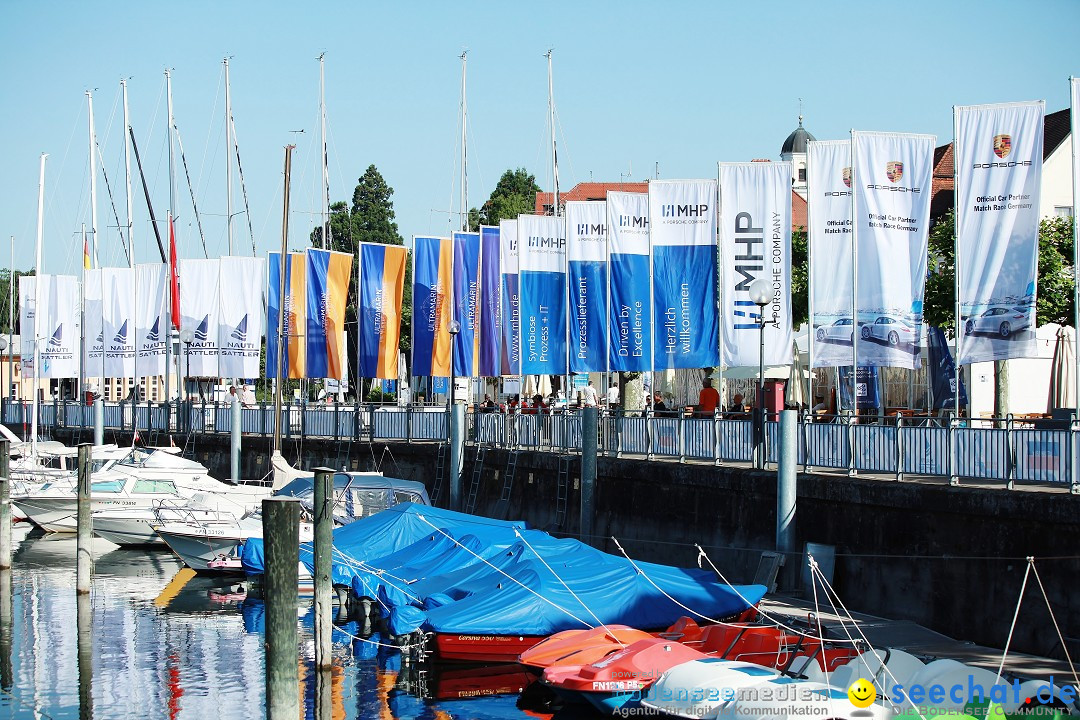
[{"x1": 59, "y1": 429, "x2": 1080, "y2": 660}]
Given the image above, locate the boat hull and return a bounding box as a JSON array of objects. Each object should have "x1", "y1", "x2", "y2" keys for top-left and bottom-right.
[
  {"x1": 155, "y1": 528, "x2": 244, "y2": 572},
  {"x1": 14, "y1": 496, "x2": 149, "y2": 533},
  {"x1": 434, "y1": 633, "x2": 547, "y2": 663},
  {"x1": 92, "y1": 516, "x2": 163, "y2": 546}
]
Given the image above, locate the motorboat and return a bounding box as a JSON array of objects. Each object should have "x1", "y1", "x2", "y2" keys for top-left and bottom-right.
[
  {"x1": 156, "y1": 472, "x2": 430, "y2": 572},
  {"x1": 12, "y1": 447, "x2": 270, "y2": 533}
]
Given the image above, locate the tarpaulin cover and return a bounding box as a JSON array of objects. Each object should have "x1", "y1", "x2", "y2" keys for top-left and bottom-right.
[{"x1": 421, "y1": 541, "x2": 766, "y2": 636}]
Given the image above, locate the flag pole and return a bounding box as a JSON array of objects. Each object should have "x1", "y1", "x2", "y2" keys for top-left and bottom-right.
[
  {"x1": 849, "y1": 131, "x2": 859, "y2": 433},
  {"x1": 952, "y1": 107, "x2": 962, "y2": 422}
]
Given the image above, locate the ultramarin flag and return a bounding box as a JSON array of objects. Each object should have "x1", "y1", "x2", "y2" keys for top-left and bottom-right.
[
  {"x1": 852, "y1": 131, "x2": 935, "y2": 369},
  {"x1": 179, "y1": 258, "x2": 221, "y2": 378},
  {"x1": 566, "y1": 201, "x2": 607, "y2": 373},
  {"x1": 135, "y1": 263, "x2": 168, "y2": 378},
  {"x1": 220, "y1": 256, "x2": 265, "y2": 379},
  {"x1": 358, "y1": 243, "x2": 407, "y2": 379},
  {"x1": 266, "y1": 252, "x2": 286, "y2": 379},
  {"x1": 324, "y1": 250, "x2": 352, "y2": 381},
  {"x1": 452, "y1": 231, "x2": 481, "y2": 377},
  {"x1": 807, "y1": 140, "x2": 855, "y2": 368},
  {"x1": 287, "y1": 252, "x2": 306, "y2": 379},
  {"x1": 719, "y1": 163, "x2": 793, "y2": 368},
  {"x1": 606, "y1": 192, "x2": 651, "y2": 372},
  {"x1": 479, "y1": 226, "x2": 502, "y2": 377},
  {"x1": 517, "y1": 214, "x2": 567, "y2": 376},
  {"x1": 102, "y1": 267, "x2": 136, "y2": 379},
  {"x1": 649, "y1": 179, "x2": 719, "y2": 369},
  {"x1": 411, "y1": 236, "x2": 452, "y2": 378},
  {"x1": 82, "y1": 269, "x2": 103, "y2": 379},
  {"x1": 954, "y1": 101, "x2": 1044, "y2": 365},
  {"x1": 306, "y1": 248, "x2": 331, "y2": 378},
  {"x1": 498, "y1": 219, "x2": 520, "y2": 375}
]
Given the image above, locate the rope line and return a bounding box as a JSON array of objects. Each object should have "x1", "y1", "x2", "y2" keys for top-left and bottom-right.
[
  {"x1": 692, "y1": 543, "x2": 861, "y2": 644},
  {"x1": 1029, "y1": 560, "x2": 1080, "y2": 692},
  {"x1": 988, "y1": 557, "x2": 1033, "y2": 719},
  {"x1": 512, "y1": 528, "x2": 622, "y2": 647},
  {"x1": 414, "y1": 515, "x2": 593, "y2": 629}
]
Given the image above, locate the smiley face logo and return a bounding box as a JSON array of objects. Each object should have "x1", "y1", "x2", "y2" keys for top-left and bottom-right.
[{"x1": 848, "y1": 678, "x2": 877, "y2": 708}]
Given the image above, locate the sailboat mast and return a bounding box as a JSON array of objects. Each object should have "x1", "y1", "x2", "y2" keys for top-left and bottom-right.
[
  {"x1": 546, "y1": 49, "x2": 558, "y2": 217},
  {"x1": 7, "y1": 237, "x2": 13, "y2": 404},
  {"x1": 165, "y1": 69, "x2": 176, "y2": 406},
  {"x1": 460, "y1": 51, "x2": 468, "y2": 232},
  {"x1": 87, "y1": 91, "x2": 100, "y2": 267},
  {"x1": 122, "y1": 79, "x2": 134, "y2": 268},
  {"x1": 224, "y1": 57, "x2": 234, "y2": 256},
  {"x1": 30, "y1": 154, "x2": 46, "y2": 459},
  {"x1": 273, "y1": 145, "x2": 295, "y2": 454},
  {"x1": 319, "y1": 53, "x2": 330, "y2": 250}
]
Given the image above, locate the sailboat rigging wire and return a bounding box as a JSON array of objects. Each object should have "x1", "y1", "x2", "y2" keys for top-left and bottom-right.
[
  {"x1": 807, "y1": 557, "x2": 837, "y2": 715},
  {"x1": 95, "y1": 142, "x2": 131, "y2": 263},
  {"x1": 43, "y1": 99, "x2": 83, "y2": 245},
  {"x1": 229, "y1": 119, "x2": 257, "y2": 256},
  {"x1": 173, "y1": 124, "x2": 209, "y2": 258},
  {"x1": 195, "y1": 67, "x2": 223, "y2": 207}
]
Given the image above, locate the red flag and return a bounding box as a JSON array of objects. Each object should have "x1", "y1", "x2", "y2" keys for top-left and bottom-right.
[{"x1": 169, "y1": 215, "x2": 181, "y2": 329}]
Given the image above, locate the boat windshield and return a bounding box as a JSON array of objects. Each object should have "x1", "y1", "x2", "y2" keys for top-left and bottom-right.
[
  {"x1": 132, "y1": 479, "x2": 178, "y2": 495},
  {"x1": 118, "y1": 448, "x2": 155, "y2": 468},
  {"x1": 89, "y1": 459, "x2": 113, "y2": 473},
  {"x1": 91, "y1": 480, "x2": 125, "y2": 493}
]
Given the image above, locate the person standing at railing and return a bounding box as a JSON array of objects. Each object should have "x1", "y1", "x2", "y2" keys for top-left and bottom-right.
[
  {"x1": 696, "y1": 378, "x2": 720, "y2": 418},
  {"x1": 582, "y1": 380, "x2": 598, "y2": 408},
  {"x1": 606, "y1": 382, "x2": 619, "y2": 409}
]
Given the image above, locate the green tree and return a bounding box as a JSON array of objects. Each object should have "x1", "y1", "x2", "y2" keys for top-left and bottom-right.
[
  {"x1": 923, "y1": 211, "x2": 1075, "y2": 331},
  {"x1": 0, "y1": 269, "x2": 31, "y2": 336},
  {"x1": 789, "y1": 228, "x2": 808, "y2": 328},
  {"x1": 478, "y1": 168, "x2": 541, "y2": 226},
  {"x1": 308, "y1": 165, "x2": 409, "y2": 398}
]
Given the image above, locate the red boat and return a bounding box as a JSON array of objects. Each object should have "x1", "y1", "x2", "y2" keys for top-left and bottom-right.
[
  {"x1": 518, "y1": 625, "x2": 656, "y2": 675},
  {"x1": 435, "y1": 633, "x2": 550, "y2": 664},
  {"x1": 541, "y1": 623, "x2": 860, "y2": 713}
]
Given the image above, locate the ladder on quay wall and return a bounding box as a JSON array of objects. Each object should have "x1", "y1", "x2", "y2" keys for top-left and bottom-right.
[
  {"x1": 494, "y1": 449, "x2": 519, "y2": 519},
  {"x1": 464, "y1": 443, "x2": 487, "y2": 515},
  {"x1": 552, "y1": 454, "x2": 572, "y2": 530},
  {"x1": 431, "y1": 442, "x2": 448, "y2": 506}
]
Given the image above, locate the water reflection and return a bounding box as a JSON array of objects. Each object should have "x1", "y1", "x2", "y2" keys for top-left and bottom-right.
[{"x1": 0, "y1": 529, "x2": 581, "y2": 719}]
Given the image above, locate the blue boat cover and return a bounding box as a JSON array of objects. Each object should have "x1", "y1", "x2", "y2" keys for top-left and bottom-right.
[
  {"x1": 420, "y1": 540, "x2": 766, "y2": 636},
  {"x1": 241, "y1": 502, "x2": 526, "y2": 576}
]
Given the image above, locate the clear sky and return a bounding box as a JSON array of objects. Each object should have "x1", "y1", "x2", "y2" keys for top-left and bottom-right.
[{"x1": 1, "y1": 0, "x2": 1077, "y2": 273}]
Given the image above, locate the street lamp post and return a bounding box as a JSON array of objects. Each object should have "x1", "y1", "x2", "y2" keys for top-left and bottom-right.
[{"x1": 749, "y1": 278, "x2": 773, "y2": 469}]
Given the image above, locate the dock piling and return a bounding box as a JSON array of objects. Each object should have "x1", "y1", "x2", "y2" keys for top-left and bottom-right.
[
  {"x1": 77, "y1": 592, "x2": 92, "y2": 719},
  {"x1": 0, "y1": 439, "x2": 10, "y2": 570},
  {"x1": 263, "y1": 497, "x2": 300, "y2": 720},
  {"x1": 449, "y1": 404, "x2": 464, "y2": 511},
  {"x1": 231, "y1": 396, "x2": 241, "y2": 482},
  {"x1": 0, "y1": 569, "x2": 11, "y2": 691},
  {"x1": 93, "y1": 396, "x2": 104, "y2": 446},
  {"x1": 580, "y1": 407, "x2": 597, "y2": 542},
  {"x1": 313, "y1": 467, "x2": 334, "y2": 670},
  {"x1": 776, "y1": 409, "x2": 797, "y2": 557},
  {"x1": 76, "y1": 442, "x2": 92, "y2": 594}
]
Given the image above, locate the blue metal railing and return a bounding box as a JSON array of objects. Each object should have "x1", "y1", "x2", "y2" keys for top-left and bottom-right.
[{"x1": 3, "y1": 398, "x2": 1077, "y2": 489}]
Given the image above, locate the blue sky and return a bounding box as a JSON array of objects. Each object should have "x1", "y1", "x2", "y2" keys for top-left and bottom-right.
[{"x1": 1, "y1": 0, "x2": 1077, "y2": 273}]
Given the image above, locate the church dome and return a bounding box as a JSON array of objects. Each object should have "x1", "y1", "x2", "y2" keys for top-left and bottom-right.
[{"x1": 781, "y1": 116, "x2": 816, "y2": 155}]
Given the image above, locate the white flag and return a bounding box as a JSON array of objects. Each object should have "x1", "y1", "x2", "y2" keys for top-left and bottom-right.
[
  {"x1": 82, "y1": 269, "x2": 104, "y2": 379},
  {"x1": 179, "y1": 258, "x2": 221, "y2": 377},
  {"x1": 807, "y1": 141, "x2": 855, "y2": 368},
  {"x1": 36, "y1": 275, "x2": 80, "y2": 379},
  {"x1": 852, "y1": 131, "x2": 935, "y2": 369},
  {"x1": 103, "y1": 267, "x2": 136, "y2": 378},
  {"x1": 719, "y1": 163, "x2": 793, "y2": 368},
  {"x1": 219, "y1": 256, "x2": 265, "y2": 378},
  {"x1": 955, "y1": 101, "x2": 1044, "y2": 365},
  {"x1": 18, "y1": 276, "x2": 36, "y2": 379},
  {"x1": 135, "y1": 263, "x2": 168, "y2": 378}
]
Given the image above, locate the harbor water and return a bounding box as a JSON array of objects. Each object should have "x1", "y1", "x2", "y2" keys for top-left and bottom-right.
[{"x1": 0, "y1": 525, "x2": 588, "y2": 719}]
